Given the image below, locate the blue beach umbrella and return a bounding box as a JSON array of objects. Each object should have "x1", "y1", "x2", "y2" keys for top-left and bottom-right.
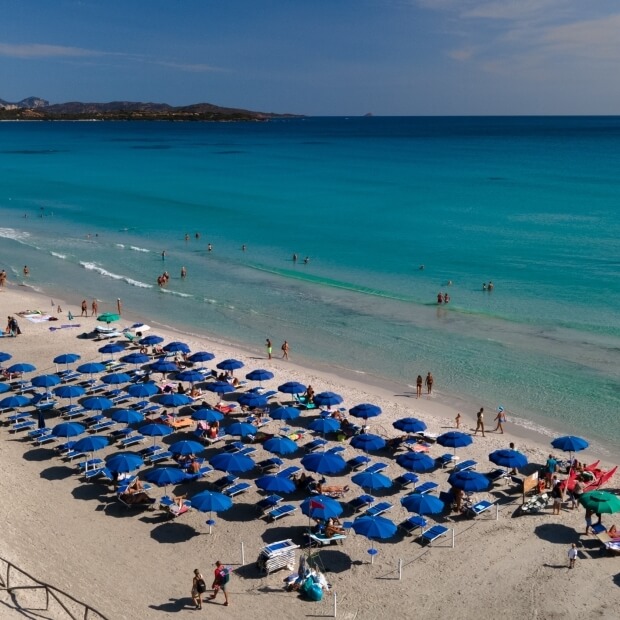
[
  {"x1": 126, "y1": 383, "x2": 159, "y2": 398},
  {"x1": 551, "y1": 435, "x2": 589, "y2": 456},
  {"x1": 120, "y1": 352, "x2": 150, "y2": 366},
  {"x1": 145, "y1": 467, "x2": 187, "y2": 489},
  {"x1": 188, "y1": 351, "x2": 215, "y2": 364},
  {"x1": 150, "y1": 360, "x2": 179, "y2": 374},
  {"x1": 263, "y1": 436, "x2": 298, "y2": 456},
  {"x1": 139, "y1": 335, "x2": 164, "y2": 346},
  {"x1": 301, "y1": 495, "x2": 343, "y2": 520},
  {"x1": 32, "y1": 374, "x2": 61, "y2": 394},
  {"x1": 270, "y1": 406, "x2": 301, "y2": 422},
  {"x1": 204, "y1": 381, "x2": 235, "y2": 395},
  {"x1": 139, "y1": 423, "x2": 173, "y2": 439},
  {"x1": 352, "y1": 470, "x2": 392, "y2": 492},
  {"x1": 237, "y1": 392, "x2": 268, "y2": 409},
  {"x1": 226, "y1": 422, "x2": 258, "y2": 437},
  {"x1": 77, "y1": 362, "x2": 106, "y2": 377},
  {"x1": 169, "y1": 440, "x2": 204, "y2": 456},
  {"x1": 396, "y1": 451, "x2": 435, "y2": 473},
  {"x1": 437, "y1": 431, "x2": 473, "y2": 455},
  {"x1": 301, "y1": 451, "x2": 347, "y2": 475},
  {"x1": 448, "y1": 470, "x2": 491, "y2": 493},
  {"x1": 0, "y1": 384, "x2": 10, "y2": 395},
  {"x1": 313, "y1": 391, "x2": 344, "y2": 408},
  {"x1": 309, "y1": 417, "x2": 341, "y2": 435},
  {"x1": 110, "y1": 409, "x2": 145, "y2": 425},
  {"x1": 101, "y1": 372, "x2": 132, "y2": 385},
  {"x1": 163, "y1": 341, "x2": 190, "y2": 354},
  {"x1": 98, "y1": 342, "x2": 126, "y2": 356},
  {"x1": 190, "y1": 490, "x2": 233, "y2": 533},
  {"x1": 210, "y1": 452, "x2": 255, "y2": 474},
  {"x1": 0, "y1": 394, "x2": 31, "y2": 410},
  {"x1": 245, "y1": 369, "x2": 274, "y2": 383},
  {"x1": 351, "y1": 515, "x2": 397, "y2": 562},
  {"x1": 401, "y1": 493, "x2": 445, "y2": 516},
  {"x1": 54, "y1": 384, "x2": 86, "y2": 401},
  {"x1": 51, "y1": 422, "x2": 85, "y2": 438},
  {"x1": 53, "y1": 353, "x2": 80, "y2": 368},
  {"x1": 349, "y1": 403, "x2": 382, "y2": 420},
  {"x1": 255, "y1": 474, "x2": 294, "y2": 494},
  {"x1": 192, "y1": 409, "x2": 224, "y2": 423},
  {"x1": 82, "y1": 396, "x2": 114, "y2": 412},
  {"x1": 351, "y1": 433, "x2": 386, "y2": 452},
  {"x1": 7, "y1": 362, "x2": 36, "y2": 374},
  {"x1": 216, "y1": 358, "x2": 244, "y2": 372},
  {"x1": 278, "y1": 381, "x2": 306, "y2": 395},
  {"x1": 157, "y1": 393, "x2": 193, "y2": 408},
  {"x1": 489, "y1": 449, "x2": 528, "y2": 470},
  {"x1": 72, "y1": 435, "x2": 109, "y2": 454},
  {"x1": 176, "y1": 369, "x2": 204, "y2": 384},
  {"x1": 0, "y1": 352, "x2": 13, "y2": 363},
  {"x1": 106, "y1": 452, "x2": 144, "y2": 474},
  {"x1": 393, "y1": 417, "x2": 427, "y2": 434}
]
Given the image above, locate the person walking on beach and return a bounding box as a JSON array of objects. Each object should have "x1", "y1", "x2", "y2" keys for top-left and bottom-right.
[
  {"x1": 266, "y1": 338, "x2": 272, "y2": 360},
  {"x1": 91, "y1": 299, "x2": 98, "y2": 316},
  {"x1": 80, "y1": 300, "x2": 87, "y2": 317},
  {"x1": 568, "y1": 544, "x2": 578, "y2": 569},
  {"x1": 493, "y1": 406, "x2": 506, "y2": 433},
  {"x1": 455, "y1": 412, "x2": 461, "y2": 429},
  {"x1": 281, "y1": 340, "x2": 289, "y2": 360},
  {"x1": 117, "y1": 298, "x2": 122, "y2": 316},
  {"x1": 416, "y1": 375, "x2": 423, "y2": 398},
  {"x1": 191, "y1": 568, "x2": 206, "y2": 610},
  {"x1": 208, "y1": 561, "x2": 230, "y2": 606},
  {"x1": 425, "y1": 372, "x2": 434, "y2": 395},
  {"x1": 474, "y1": 408, "x2": 485, "y2": 437}
]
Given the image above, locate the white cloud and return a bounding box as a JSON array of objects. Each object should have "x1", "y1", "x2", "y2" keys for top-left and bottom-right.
[
  {"x1": 156, "y1": 61, "x2": 224, "y2": 73},
  {"x1": 447, "y1": 46, "x2": 476, "y2": 61},
  {"x1": 0, "y1": 42, "x2": 100, "y2": 59}
]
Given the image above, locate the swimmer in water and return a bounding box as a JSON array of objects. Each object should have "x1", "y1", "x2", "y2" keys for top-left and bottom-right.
[
  {"x1": 208, "y1": 243, "x2": 212, "y2": 252},
  {"x1": 181, "y1": 266, "x2": 187, "y2": 278},
  {"x1": 292, "y1": 253, "x2": 298, "y2": 263},
  {"x1": 303, "y1": 256, "x2": 310, "y2": 264},
  {"x1": 437, "y1": 292, "x2": 443, "y2": 304},
  {"x1": 482, "y1": 283, "x2": 487, "y2": 291}
]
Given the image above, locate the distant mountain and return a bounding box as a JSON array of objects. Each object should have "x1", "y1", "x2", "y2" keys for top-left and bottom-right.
[{"x1": 0, "y1": 97, "x2": 298, "y2": 121}]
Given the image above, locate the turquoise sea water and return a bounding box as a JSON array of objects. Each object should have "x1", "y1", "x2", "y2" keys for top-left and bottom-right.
[{"x1": 0, "y1": 117, "x2": 619, "y2": 454}]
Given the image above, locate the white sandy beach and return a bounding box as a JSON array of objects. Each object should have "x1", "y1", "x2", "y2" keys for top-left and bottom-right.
[{"x1": 0, "y1": 284, "x2": 618, "y2": 620}]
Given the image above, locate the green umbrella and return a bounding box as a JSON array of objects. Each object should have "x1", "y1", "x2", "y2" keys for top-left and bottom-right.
[
  {"x1": 578, "y1": 491, "x2": 620, "y2": 514},
  {"x1": 97, "y1": 312, "x2": 120, "y2": 325}
]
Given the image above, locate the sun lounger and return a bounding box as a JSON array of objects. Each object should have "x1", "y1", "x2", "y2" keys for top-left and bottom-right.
[
  {"x1": 76, "y1": 458, "x2": 104, "y2": 471},
  {"x1": 141, "y1": 404, "x2": 162, "y2": 416},
  {"x1": 147, "y1": 450, "x2": 172, "y2": 464},
  {"x1": 399, "y1": 515, "x2": 427, "y2": 536},
  {"x1": 365, "y1": 502, "x2": 392, "y2": 518},
  {"x1": 33, "y1": 431, "x2": 57, "y2": 446},
  {"x1": 238, "y1": 446, "x2": 256, "y2": 456},
  {"x1": 304, "y1": 438, "x2": 328, "y2": 452},
  {"x1": 349, "y1": 494, "x2": 375, "y2": 511},
  {"x1": 55, "y1": 440, "x2": 77, "y2": 455},
  {"x1": 277, "y1": 466, "x2": 301, "y2": 479},
  {"x1": 326, "y1": 445, "x2": 345, "y2": 454},
  {"x1": 347, "y1": 455, "x2": 371, "y2": 470},
  {"x1": 90, "y1": 419, "x2": 116, "y2": 433},
  {"x1": 365, "y1": 462, "x2": 388, "y2": 474},
  {"x1": 224, "y1": 482, "x2": 251, "y2": 497},
  {"x1": 454, "y1": 460, "x2": 477, "y2": 473},
  {"x1": 214, "y1": 403, "x2": 238, "y2": 415},
  {"x1": 84, "y1": 466, "x2": 114, "y2": 483},
  {"x1": 7, "y1": 411, "x2": 30, "y2": 424},
  {"x1": 267, "y1": 504, "x2": 296, "y2": 522},
  {"x1": 257, "y1": 457, "x2": 284, "y2": 472},
  {"x1": 204, "y1": 430, "x2": 229, "y2": 446},
  {"x1": 163, "y1": 416, "x2": 193, "y2": 430},
  {"x1": 419, "y1": 524, "x2": 450, "y2": 546},
  {"x1": 293, "y1": 394, "x2": 316, "y2": 409},
  {"x1": 63, "y1": 407, "x2": 87, "y2": 419},
  {"x1": 35, "y1": 400, "x2": 57, "y2": 412},
  {"x1": 468, "y1": 499, "x2": 494, "y2": 518},
  {"x1": 256, "y1": 494, "x2": 283, "y2": 513},
  {"x1": 394, "y1": 472, "x2": 419, "y2": 488},
  {"x1": 28, "y1": 427, "x2": 52, "y2": 441},
  {"x1": 417, "y1": 432, "x2": 439, "y2": 443},
  {"x1": 10, "y1": 419, "x2": 36, "y2": 433},
  {"x1": 212, "y1": 474, "x2": 239, "y2": 492},
  {"x1": 224, "y1": 441, "x2": 246, "y2": 453},
  {"x1": 83, "y1": 413, "x2": 105, "y2": 426},
  {"x1": 120, "y1": 433, "x2": 145, "y2": 448},
  {"x1": 413, "y1": 481, "x2": 439, "y2": 495},
  {"x1": 139, "y1": 445, "x2": 162, "y2": 458},
  {"x1": 307, "y1": 532, "x2": 346, "y2": 547},
  {"x1": 438, "y1": 453, "x2": 459, "y2": 468},
  {"x1": 486, "y1": 468, "x2": 510, "y2": 483},
  {"x1": 184, "y1": 466, "x2": 213, "y2": 481},
  {"x1": 159, "y1": 495, "x2": 191, "y2": 517}
]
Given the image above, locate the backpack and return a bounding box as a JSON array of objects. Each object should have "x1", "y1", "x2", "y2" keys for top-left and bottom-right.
[
  {"x1": 196, "y1": 578, "x2": 207, "y2": 593},
  {"x1": 221, "y1": 568, "x2": 230, "y2": 585}
]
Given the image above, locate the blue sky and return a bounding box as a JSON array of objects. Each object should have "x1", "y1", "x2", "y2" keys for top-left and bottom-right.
[{"x1": 1, "y1": 0, "x2": 619, "y2": 115}]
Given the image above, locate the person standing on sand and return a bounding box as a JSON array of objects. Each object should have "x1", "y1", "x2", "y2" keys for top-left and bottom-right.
[
  {"x1": 455, "y1": 412, "x2": 461, "y2": 429},
  {"x1": 425, "y1": 372, "x2": 434, "y2": 395},
  {"x1": 191, "y1": 568, "x2": 206, "y2": 609},
  {"x1": 91, "y1": 299, "x2": 98, "y2": 316},
  {"x1": 568, "y1": 544, "x2": 578, "y2": 569},
  {"x1": 117, "y1": 298, "x2": 122, "y2": 316},
  {"x1": 281, "y1": 340, "x2": 289, "y2": 360},
  {"x1": 266, "y1": 338, "x2": 272, "y2": 360},
  {"x1": 493, "y1": 406, "x2": 506, "y2": 433},
  {"x1": 474, "y1": 408, "x2": 485, "y2": 437},
  {"x1": 80, "y1": 300, "x2": 87, "y2": 317},
  {"x1": 415, "y1": 375, "x2": 423, "y2": 398},
  {"x1": 209, "y1": 561, "x2": 230, "y2": 606}
]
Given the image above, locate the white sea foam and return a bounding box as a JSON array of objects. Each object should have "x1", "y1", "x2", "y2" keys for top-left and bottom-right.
[
  {"x1": 115, "y1": 243, "x2": 125, "y2": 249},
  {"x1": 161, "y1": 289, "x2": 193, "y2": 298},
  {"x1": 0, "y1": 227, "x2": 31, "y2": 242},
  {"x1": 130, "y1": 246, "x2": 150, "y2": 253},
  {"x1": 79, "y1": 261, "x2": 153, "y2": 289},
  {"x1": 50, "y1": 251, "x2": 67, "y2": 259},
  {"x1": 204, "y1": 298, "x2": 217, "y2": 304}
]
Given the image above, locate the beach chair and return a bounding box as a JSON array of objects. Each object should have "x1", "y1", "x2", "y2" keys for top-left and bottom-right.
[
  {"x1": 224, "y1": 482, "x2": 251, "y2": 498},
  {"x1": 304, "y1": 438, "x2": 328, "y2": 452},
  {"x1": 120, "y1": 433, "x2": 145, "y2": 448},
  {"x1": 159, "y1": 495, "x2": 191, "y2": 517},
  {"x1": 399, "y1": 515, "x2": 427, "y2": 536},
  {"x1": 307, "y1": 532, "x2": 346, "y2": 547},
  {"x1": 83, "y1": 465, "x2": 114, "y2": 482},
  {"x1": 256, "y1": 494, "x2": 283, "y2": 513},
  {"x1": 326, "y1": 445, "x2": 345, "y2": 455},
  {"x1": 365, "y1": 502, "x2": 392, "y2": 518},
  {"x1": 90, "y1": 419, "x2": 115, "y2": 433},
  {"x1": 393, "y1": 472, "x2": 419, "y2": 489},
  {"x1": 33, "y1": 431, "x2": 57, "y2": 446},
  {"x1": 419, "y1": 524, "x2": 450, "y2": 546},
  {"x1": 139, "y1": 445, "x2": 162, "y2": 458},
  {"x1": 212, "y1": 474, "x2": 239, "y2": 492},
  {"x1": 467, "y1": 500, "x2": 494, "y2": 518},
  {"x1": 349, "y1": 494, "x2": 375, "y2": 511},
  {"x1": 83, "y1": 413, "x2": 105, "y2": 426},
  {"x1": 141, "y1": 404, "x2": 162, "y2": 417},
  {"x1": 55, "y1": 440, "x2": 77, "y2": 455},
  {"x1": 77, "y1": 458, "x2": 104, "y2": 472},
  {"x1": 267, "y1": 504, "x2": 296, "y2": 522},
  {"x1": 147, "y1": 450, "x2": 172, "y2": 464},
  {"x1": 347, "y1": 455, "x2": 371, "y2": 470},
  {"x1": 10, "y1": 419, "x2": 36, "y2": 433},
  {"x1": 184, "y1": 466, "x2": 213, "y2": 481},
  {"x1": 277, "y1": 466, "x2": 301, "y2": 479},
  {"x1": 109, "y1": 427, "x2": 134, "y2": 441},
  {"x1": 223, "y1": 441, "x2": 246, "y2": 453},
  {"x1": 7, "y1": 411, "x2": 30, "y2": 424},
  {"x1": 28, "y1": 427, "x2": 51, "y2": 440},
  {"x1": 454, "y1": 460, "x2": 477, "y2": 473},
  {"x1": 438, "y1": 453, "x2": 459, "y2": 468},
  {"x1": 486, "y1": 468, "x2": 510, "y2": 484},
  {"x1": 204, "y1": 430, "x2": 229, "y2": 446},
  {"x1": 63, "y1": 407, "x2": 87, "y2": 420},
  {"x1": 293, "y1": 394, "x2": 316, "y2": 410},
  {"x1": 238, "y1": 446, "x2": 257, "y2": 456},
  {"x1": 257, "y1": 457, "x2": 284, "y2": 472},
  {"x1": 417, "y1": 432, "x2": 439, "y2": 443},
  {"x1": 413, "y1": 481, "x2": 439, "y2": 495},
  {"x1": 365, "y1": 462, "x2": 388, "y2": 474}
]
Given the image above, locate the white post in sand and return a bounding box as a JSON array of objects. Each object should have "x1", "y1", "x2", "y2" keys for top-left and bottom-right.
[
  {"x1": 333, "y1": 591, "x2": 337, "y2": 618},
  {"x1": 496, "y1": 503, "x2": 499, "y2": 521},
  {"x1": 452, "y1": 528, "x2": 455, "y2": 548},
  {"x1": 241, "y1": 542, "x2": 245, "y2": 565},
  {"x1": 398, "y1": 558, "x2": 402, "y2": 580}
]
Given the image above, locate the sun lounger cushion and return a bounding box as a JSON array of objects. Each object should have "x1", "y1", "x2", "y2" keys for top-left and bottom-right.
[
  {"x1": 277, "y1": 466, "x2": 301, "y2": 479},
  {"x1": 224, "y1": 482, "x2": 251, "y2": 497},
  {"x1": 415, "y1": 481, "x2": 439, "y2": 495},
  {"x1": 399, "y1": 515, "x2": 427, "y2": 536},
  {"x1": 454, "y1": 460, "x2": 477, "y2": 472},
  {"x1": 258, "y1": 457, "x2": 284, "y2": 472},
  {"x1": 365, "y1": 462, "x2": 387, "y2": 474},
  {"x1": 305, "y1": 439, "x2": 328, "y2": 452},
  {"x1": 469, "y1": 500, "x2": 494, "y2": 517},
  {"x1": 256, "y1": 494, "x2": 283, "y2": 512},
  {"x1": 213, "y1": 474, "x2": 238, "y2": 491},
  {"x1": 394, "y1": 472, "x2": 419, "y2": 488},
  {"x1": 419, "y1": 524, "x2": 449, "y2": 545},
  {"x1": 365, "y1": 502, "x2": 392, "y2": 517},
  {"x1": 147, "y1": 450, "x2": 172, "y2": 464},
  {"x1": 347, "y1": 455, "x2": 371, "y2": 470},
  {"x1": 267, "y1": 504, "x2": 296, "y2": 522},
  {"x1": 349, "y1": 494, "x2": 375, "y2": 511},
  {"x1": 307, "y1": 532, "x2": 346, "y2": 546}
]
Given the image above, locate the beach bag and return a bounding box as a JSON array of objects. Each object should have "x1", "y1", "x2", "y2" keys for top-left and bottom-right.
[
  {"x1": 196, "y1": 578, "x2": 207, "y2": 593},
  {"x1": 221, "y1": 567, "x2": 230, "y2": 585},
  {"x1": 307, "y1": 583, "x2": 323, "y2": 601}
]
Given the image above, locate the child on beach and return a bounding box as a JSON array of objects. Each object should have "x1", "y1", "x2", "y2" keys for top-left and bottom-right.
[{"x1": 568, "y1": 544, "x2": 578, "y2": 569}]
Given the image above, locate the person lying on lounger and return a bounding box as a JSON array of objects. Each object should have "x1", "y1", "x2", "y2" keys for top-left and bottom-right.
[
  {"x1": 316, "y1": 481, "x2": 350, "y2": 496},
  {"x1": 325, "y1": 517, "x2": 345, "y2": 537}
]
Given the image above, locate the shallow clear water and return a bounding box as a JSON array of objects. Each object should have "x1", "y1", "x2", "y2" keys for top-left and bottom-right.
[{"x1": 0, "y1": 117, "x2": 619, "y2": 452}]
